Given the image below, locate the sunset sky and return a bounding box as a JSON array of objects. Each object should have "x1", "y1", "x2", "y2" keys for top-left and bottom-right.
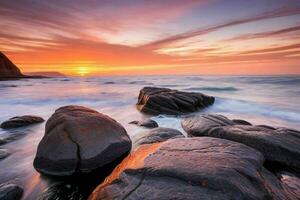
[{"x1": 1, "y1": 0, "x2": 300, "y2": 76}]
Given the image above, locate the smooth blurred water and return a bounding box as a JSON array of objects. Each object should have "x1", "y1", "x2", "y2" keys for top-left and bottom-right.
[{"x1": 0, "y1": 75, "x2": 299, "y2": 199}]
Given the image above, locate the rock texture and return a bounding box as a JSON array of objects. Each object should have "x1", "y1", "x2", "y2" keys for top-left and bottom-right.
[
  {"x1": 0, "y1": 183, "x2": 23, "y2": 200},
  {"x1": 134, "y1": 127, "x2": 184, "y2": 146},
  {"x1": 34, "y1": 105, "x2": 132, "y2": 176},
  {"x1": 136, "y1": 87, "x2": 214, "y2": 115},
  {"x1": 89, "y1": 137, "x2": 299, "y2": 200},
  {"x1": 182, "y1": 114, "x2": 300, "y2": 170},
  {"x1": 129, "y1": 119, "x2": 158, "y2": 128},
  {"x1": 0, "y1": 52, "x2": 24, "y2": 79},
  {"x1": 0, "y1": 115, "x2": 44, "y2": 129}
]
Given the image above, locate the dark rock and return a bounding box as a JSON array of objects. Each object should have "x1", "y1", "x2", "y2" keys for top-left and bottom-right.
[
  {"x1": 129, "y1": 119, "x2": 158, "y2": 128},
  {"x1": 0, "y1": 52, "x2": 24, "y2": 79},
  {"x1": 135, "y1": 127, "x2": 184, "y2": 146},
  {"x1": 232, "y1": 119, "x2": 252, "y2": 125},
  {"x1": 0, "y1": 182, "x2": 23, "y2": 200},
  {"x1": 38, "y1": 183, "x2": 84, "y2": 200},
  {"x1": 103, "y1": 81, "x2": 115, "y2": 84},
  {"x1": 0, "y1": 149, "x2": 9, "y2": 159},
  {"x1": 1, "y1": 115, "x2": 44, "y2": 129},
  {"x1": 34, "y1": 105, "x2": 132, "y2": 176},
  {"x1": 182, "y1": 114, "x2": 300, "y2": 170},
  {"x1": 89, "y1": 137, "x2": 299, "y2": 200},
  {"x1": 136, "y1": 87, "x2": 214, "y2": 115}
]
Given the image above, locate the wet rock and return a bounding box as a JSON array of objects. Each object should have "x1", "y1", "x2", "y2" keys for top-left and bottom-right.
[
  {"x1": 0, "y1": 115, "x2": 44, "y2": 129},
  {"x1": 135, "y1": 127, "x2": 184, "y2": 146},
  {"x1": 136, "y1": 87, "x2": 214, "y2": 115},
  {"x1": 232, "y1": 119, "x2": 252, "y2": 125},
  {"x1": 0, "y1": 149, "x2": 9, "y2": 159},
  {"x1": 0, "y1": 182, "x2": 23, "y2": 200},
  {"x1": 34, "y1": 105, "x2": 132, "y2": 176},
  {"x1": 38, "y1": 183, "x2": 84, "y2": 200},
  {"x1": 276, "y1": 171, "x2": 300, "y2": 198},
  {"x1": 89, "y1": 137, "x2": 299, "y2": 200},
  {"x1": 129, "y1": 119, "x2": 158, "y2": 128},
  {"x1": 182, "y1": 114, "x2": 300, "y2": 170}
]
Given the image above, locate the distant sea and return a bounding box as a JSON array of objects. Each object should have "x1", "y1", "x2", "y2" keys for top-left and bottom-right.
[{"x1": 0, "y1": 75, "x2": 299, "y2": 199}]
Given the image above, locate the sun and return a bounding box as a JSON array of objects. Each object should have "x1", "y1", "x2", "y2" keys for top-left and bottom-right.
[{"x1": 77, "y1": 66, "x2": 89, "y2": 76}]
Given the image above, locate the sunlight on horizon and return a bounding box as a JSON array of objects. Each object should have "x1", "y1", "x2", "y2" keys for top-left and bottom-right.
[{"x1": 77, "y1": 66, "x2": 90, "y2": 76}]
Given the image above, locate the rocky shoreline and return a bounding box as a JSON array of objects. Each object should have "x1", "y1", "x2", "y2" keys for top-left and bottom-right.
[{"x1": 0, "y1": 87, "x2": 299, "y2": 199}]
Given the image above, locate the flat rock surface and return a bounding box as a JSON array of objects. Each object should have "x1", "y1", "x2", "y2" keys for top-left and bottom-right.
[
  {"x1": 181, "y1": 114, "x2": 300, "y2": 170},
  {"x1": 136, "y1": 87, "x2": 214, "y2": 115},
  {"x1": 89, "y1": 137, "x2": 299, "y2": 200},
  {"x1": 34, "y1": 105, "x2": 132, "y2": 176},
  {"x1": 129, "y1": 119, "x2": 158, "y2": 128},
  {"x1": 0, "y1": 115, "x2": 44, "y2": 129},
  {"x1": 0, "y1": 182, "x2": 23, "y2": 200},
  {"x1": 134, "y1": 127, "x2": 184, "y2": 146}
]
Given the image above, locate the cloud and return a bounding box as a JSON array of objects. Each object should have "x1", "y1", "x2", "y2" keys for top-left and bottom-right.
[
  {"x1": 225, "y1": 25, "x2": 300, "y2": 41},
  {"x1": 142, "y1": 6, "x2": 300, "y2": 50},
  {"x1": 240, "y1": 43, "x2": 300, "y2": 55},
  {"x1": 0, "y1": 0, "x2": 205, "y2": 49}
]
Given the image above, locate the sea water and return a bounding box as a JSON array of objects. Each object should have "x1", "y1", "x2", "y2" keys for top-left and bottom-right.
[{"x1": 0, "y1": 75, "x2": 299, "y2": 199}]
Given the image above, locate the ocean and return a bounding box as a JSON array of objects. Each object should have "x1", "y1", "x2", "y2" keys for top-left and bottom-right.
[{"x1": 0, "y1": 75, "x2": 299, "y2": 199}]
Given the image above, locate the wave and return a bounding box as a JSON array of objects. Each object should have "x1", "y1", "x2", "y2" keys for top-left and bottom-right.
[
  {"x1": 209, "y1": 97, "x2": 300, "y2": 123},
  {"x1": 236, "y1": 76, "x2": 300, "y2": 85},
  {"x1": 185, "y1": 86, "x2": 239, "y2": 92}
]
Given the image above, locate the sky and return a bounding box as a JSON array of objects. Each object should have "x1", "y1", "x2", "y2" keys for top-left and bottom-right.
[{"x1": 0, "y1": 0, "x2": 300, "y2": 76}]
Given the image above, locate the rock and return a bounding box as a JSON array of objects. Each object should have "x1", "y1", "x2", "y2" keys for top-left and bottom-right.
[
  {"x1": 129, "y1": 119, "x2": 158, "y2": 128},
  {"x1": 232, "y1": 119, "x2": 252, "y2": 125},
  {"x1": 0, "y1": 149, "x2": 9, "y2": 159},
  {"x1": 34, "y1": 105, "x2": 132, "y2": 176},
  {"x1": 182, "y1": 114, "x2": 300, "y2": 170},
  {"x1": 89, "y1": 137, "x2": 299, "y2": 200},
  {"x1": 0, "y1": 52, "x2": 24, "y2": 79},
  {"x1": 0, "y1": 115, "x2": 44, "y2": 129},
  {"x1": 38, "y1": 183, "x2": 84, "y2": 200},
  {"x1": 0, "y1": 182, "x2": 23, "y2": 200},
  {"x1": 136, "y1": 87, "x2": 214, "y2": 115},
  {"x1": 135, "y1": 127, "x2": 184, "y2": 146},
  {"x1": 276, "y1": 171, "x2": 300, "y2": 198}
]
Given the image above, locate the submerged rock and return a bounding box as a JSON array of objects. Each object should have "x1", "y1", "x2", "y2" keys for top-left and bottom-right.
[
  {"x1": 38, "y1": 183, "x2": 84, "y2": 200},
  {"x1": 136, "y1": 87, "x2": 214, "y2": 115},
  {"x1": 129, "y1": 119, "x2": 158, "y2": 128},
  {"x1": 182, "y1": 114, "x2": 300, "y2": 170},
  {"x1": 0, "y1": 149, "x2": 9, "y2": 159},
  {"x1": 0, "y1": 115, "x2": 44, "y2": 129},
  {"x1": 0, "y1": 131, "x2": 27, "y2": 145},
  {"x1": 134, "y1": 127, "x2": 184, "y2": 146},
  {"x1": 89, "y1": 137, "x2": 299, "y2": 200},
  {"x1": 34, "y1": 105, "x2": 132, "y2": 176},
  {"x1": 0, "y1": 182, "x2": 23, "y2": 200}
]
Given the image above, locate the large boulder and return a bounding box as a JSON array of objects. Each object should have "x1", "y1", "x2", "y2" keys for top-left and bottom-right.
[
  {"x1": 34, "y1": 105, "x2": 132, "y2": 176},
  {"x1": 0, "y1": 115, "x2": 44, "y2": 129},
  {"x1": 181, "y1": 114, "x2": 300, "y2": 170},
  {"x1": 0, "y1": 182, "x2": 23, "y2": 200},
  {"x1": 134, "y1": 127, "x2": 184, "y2": 146},
  {"x1": 0, "y1": 52, "x2": 24, "y2": 79},
  {"x1": 136, "y1": 87, "x2": 214, "y2": 115},
  {"x1": 89, "y1": 137, "x2": 299, "y2": 200}
]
